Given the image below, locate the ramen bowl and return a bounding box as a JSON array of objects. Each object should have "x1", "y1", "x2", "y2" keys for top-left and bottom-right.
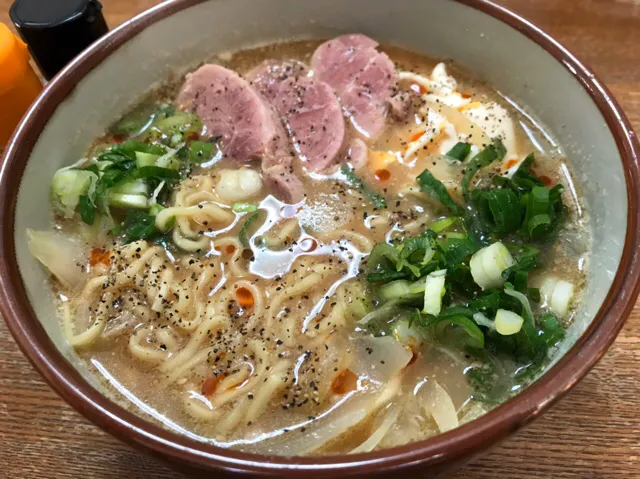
[{"x1": 1, "y1": 0, "x2": 639, "y2": 477}]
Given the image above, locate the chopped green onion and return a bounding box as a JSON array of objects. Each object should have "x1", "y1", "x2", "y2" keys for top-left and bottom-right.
[
  {"x1": 119, "y1": 210, "x2": 158, "y2": 244},
  {"x1": 149, "y1": 204, "x2": 165, "y2": 216},
  {"x1": 155, "y1": 147, "x2": 182, "y2": 170},
  {"x1": 417, "y1": 169, "x2": 465, "y2": 216},
  {"x1": 442, "y1": 232, "x2": 466, "y2": 240},
  {"x1": 472, "y1": 312, "x2": 495, "y2": 330},
  {"x1": 110, "y1": 179, "x2": 149, "y2": 196},
  {"x1": 232, "y1": 203, "x2": 259, "y2": 213},
  {"x1": 135, "y1": 151, "x2": 159, "y2": 168},
  {"x1": 153, "y1": 112, "x2": 202, "y2": 136},
  {"x1": 118, "y1": 140, "x2": 165, "y2": 156},
  {"x1": 469, "y1": 241, "x2": 515, "y2": 290},
  {"x1": 538, "y1": 312, "x2": 565, "y2": 347},
  {"x1": 340, "y1": 165, "x2": 387, "y2": 209},
  {"x1": 108, "y1": 193, "x2": 149, "y2": 209},
  {"x1": 367, "y1": 242, "x2": 402, "y2": 282},
  {"x1": 188, "y1": 141, "x2": 215, "y2": 163},
  {"x1": 116, "y1": 166, "x2": 180, "y2": 186},
  {"x1": 540, "y1": 277, "x2": 574, "y2": 318},
  {"x1": 442, "y1": 236, "x2": 479, "y2": 266},
  {"x1": 396, "y1": 231, "x2": 437, "y2": 277},
  {"x1": 445, "y1": 142, "x2": 471, "y2": 161},
  {"x1": 78, "y1": 195, "x2": 95, "y2": 225},
  {"x1": 423, "y1": 269, "x2": 446, "y2": 316},
  {"x1": 432, "y1": 314, "x2": 485, "y2": 349},
  {"x1": 462, "y1": 138, "x2": 506, "y2": 199},
  {"x1": 494, "y1": 309, "x2": 524, "y2": 335},
  {"x1": 523, "y1": 186, "x2": 552, "y2": 239},
  {"x1": 503, "y1": 283, "x2": 534, "y2": 325},
  {"x1": 170, "y1": 134, "x2": 184, "y2": 147},
  {"x1": 380, "y1": 280, "x2": 413, "y2": 302},
  {"x1": 429, "y1": 216, "x2": 457, "y2": 233},
  {"x1": 471, "y1": 188, "x2": 522, "y2": 234},
  {"x1": 109, "y1": 104, "x2": 161, "y2": 137},
  {"x1": 238, "y1": 211, "x2": 262, "y2": 247},
  {"x1": 509, "y1": 153, "x2": 545, "y2": 192}
]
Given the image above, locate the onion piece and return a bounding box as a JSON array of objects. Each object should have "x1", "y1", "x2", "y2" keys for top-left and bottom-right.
[
  {"x1": 423, "y1": 269, "x2": 446, "y2": 316},
  {"x1": 419, "y1": 378, "x2": 459, "y2": 433},
  {"x1": 424, "y1": 100, "x2": 491, "y2": 148},
  {"x1": 351, "y1": 335, "x2": 413, "y2": 384},
  {"x1": 248, "y1": 384, "x2": 399, "y2": 456},
  {"x1": 392, "y1": 319, "x2": 424, "y2": 350},
  {"x1": 460, "y1": 102, "x2": 518, "y2": 160},
  {"x1": 350, "y1": 405, "x2": 400, "y2": 454},
  {"x1": 473, "y1": 312, "x2": 495, "y2": 330},
  {"x1": 27, "y1": 229, "x2": 87, "y2": 291},
  {"x1": 459, "y1": 401, "x2": 488, "y2": 425},
  {"x1": 469, "y1": 242, "x2": 515, "y2": 290},
  {"x1": 540, "y1": 277, "x2": 575, "y2": 318},
  {"x1": 495, "y1": 309, "x2": 524, "y2": 335},
  {"x1": 247, "y1": 336, "x2": 410, "y2": 456}
]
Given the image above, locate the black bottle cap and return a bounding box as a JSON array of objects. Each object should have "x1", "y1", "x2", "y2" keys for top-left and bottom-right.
[{"x1": 10, "y1": 0, "x2": 108, "y2": 80}]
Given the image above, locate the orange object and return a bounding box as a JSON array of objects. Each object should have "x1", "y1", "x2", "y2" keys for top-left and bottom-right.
[
  {"x1": 235, "y1": 287, "x2": 254, "y2": 308},
  {"x1": 0, "y1": 23, "x2": 42, "y2": 148},
  {"x1": 409, "y1": 131, "x2": 425, "y2": 143},
  {"x1": 89, "y1": 248, "x2": 110, "y2": 267},
  {"x1": 331, "y1": 369, "x2": 358, "y2": 395},
  {"x1": 374, "y1": 168, "x2": 391, "y2": 182},
  {"x1": 201, "y1": 375, "x2": 224, "y2": 397},
  {"x1": 539, "y1": 175, "x2": 553, "y2": 187},
  {"x1": 505, "y1": 159, "x2": 519, "y2": 170}
]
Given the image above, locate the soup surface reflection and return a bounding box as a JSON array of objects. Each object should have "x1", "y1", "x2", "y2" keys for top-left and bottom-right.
[{"x1": 28, "y1": 36, "x2": 589, "y2": 455}]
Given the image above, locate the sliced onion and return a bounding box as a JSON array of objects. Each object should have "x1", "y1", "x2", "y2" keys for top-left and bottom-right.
[
  {"x1": 541, "y1": 277, "x2": 575, "y2": 318},
  {"x1": 473, "y1": 312, "x2": 495, "y2": 330},
  {"x1": 423, "y1": 269, "x2": 446, "y2": 316},
  {"x1": 27, "y1": 229, "x2": 88, "y2": 291},
  {"x1": 350, "y1": 405, "x2": 400, "y2": 453},
  {"x1": 424, "y1": 100, "x2": 491, "y2": 148},
  {"x1": 392, "y1": 320, "x2": 424, "y2": 350},
  {"x1": 247, "y1": 336, "x2": 410, "y2": 456},
  {"x1": 459, "y1": 401, "x2": 488, "y2": 425},
  {"x1": 460, "y1": 102, "x2": 517, "y2": 159},
  {"x1": 247, "y1": 392, "x2": 370, "y2": 456},
  {"x1": 419, "y1": 378, "x2": 459, "y2": 433},
  {"x1": 470, "y1": 242, "x2": 515, "y2": 290},
  {"x1": 351, "y1": 335, "x2": 413, "y2": 384},
  {"x1": 357, "y1": 300, "x2": 402, "y2": 325},
  {"x1": 495, "y1": 309, "x2": 524, "y2": 335}
]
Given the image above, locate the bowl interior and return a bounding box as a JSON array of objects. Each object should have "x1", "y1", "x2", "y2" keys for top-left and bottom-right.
[{"x1": 12, "y1": 0, "x2": 625, "y2": 447}]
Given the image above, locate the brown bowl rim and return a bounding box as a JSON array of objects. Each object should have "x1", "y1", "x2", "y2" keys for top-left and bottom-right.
[{"x1": 2, "y1": 0, "x2": 640, "y2": 476}]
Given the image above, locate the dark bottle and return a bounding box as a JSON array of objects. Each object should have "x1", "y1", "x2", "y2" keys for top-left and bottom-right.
[{"x1": 10, "y1": 0, "x2": 108, "y2": 80}]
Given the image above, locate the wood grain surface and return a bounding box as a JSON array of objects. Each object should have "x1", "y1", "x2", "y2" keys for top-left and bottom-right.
[{"x1": 1, "y1": 1, "x2": 639, "y2": 477}]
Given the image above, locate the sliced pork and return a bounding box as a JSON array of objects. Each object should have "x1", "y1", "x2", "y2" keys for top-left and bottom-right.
[
  {"x1": 312, "y1": 34, "x2": 397, "y2": 138},
  {"x1": 249, "y1": 60, "x2": 345, "y2": 172},
  {"x1": 177, "y1": 64, "x2": 304, "y2": 203},
  {"x1": 262, "y1": 163, "x2": 306, "y2": 204},
  {"x1": 177, "y1": 64, "x2": 285, "y2": 162}
]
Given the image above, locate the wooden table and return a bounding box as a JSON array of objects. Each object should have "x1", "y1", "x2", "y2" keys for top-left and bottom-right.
[{"x1": 1, "y1": 1, "x2": 639, "y2": 477}]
